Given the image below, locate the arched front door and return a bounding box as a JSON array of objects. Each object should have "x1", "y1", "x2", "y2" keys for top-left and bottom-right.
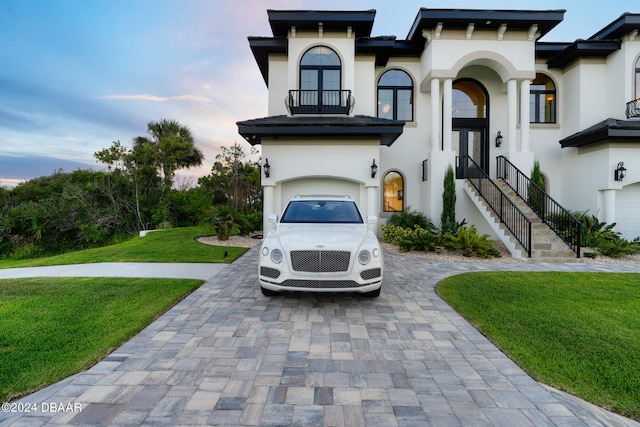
[{"x1": 452, "y1": 79, "x2": 489, "y2": 178}]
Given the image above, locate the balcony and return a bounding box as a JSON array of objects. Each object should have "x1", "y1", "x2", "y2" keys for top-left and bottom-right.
[
  {"x1": 286, "y1": 90, "x2": 354, "y2": 115},
  {"x1": 626, "y1": 98, "x2": 640, "y2": 119}
]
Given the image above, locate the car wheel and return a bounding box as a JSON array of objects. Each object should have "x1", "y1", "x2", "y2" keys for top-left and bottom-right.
[
  {"x1": 363, "y1": 287, "x2": 381, "y2": 298},
  {"x1": 261, "y1": 286, "x2": 279, "y2": 296}
]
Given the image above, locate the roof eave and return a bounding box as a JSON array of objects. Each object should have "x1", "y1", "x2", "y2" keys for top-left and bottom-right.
[
  {"x1": 559, "y1": 119, "x2": 640, "y2": 148},
  {"x1": 267, "y1": 9, "x2": 376, "y2": 38},
  {"x1": 589, "y1": 13, "x2": 640, "y2": 40},
  {"x1": 248, "y1": 37, "x2": 288, "y2": 86},
  {"x1": 547, "y1": 39, "x2": 621, "y2": 69},
  {"x1": 237, "y1": 116, "x2": 405, "y2": 147},
  {"x1": 407, "y1": 8, "x2": 565, "y2": 42}
]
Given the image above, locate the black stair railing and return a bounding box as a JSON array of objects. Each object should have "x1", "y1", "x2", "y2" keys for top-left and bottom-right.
[
  {"x1": 458, "y1": 155, "x2": 532, "y2": 257},
  {"x1": 497, "y1": 156, "x2": 581, "y2": 258}
]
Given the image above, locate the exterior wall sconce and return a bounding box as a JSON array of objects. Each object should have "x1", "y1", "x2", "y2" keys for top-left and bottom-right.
[
  {"x1": 614, "y1": 161, "x2": 626, "y2": 182},
  {"x1": 263, "y1": 159, "x2": 270, "y2": 178},
  {"x1": 371, "y1": 159, "x2": 378, "y2": 178},
  {"x1": 495, "y1": 131, "x2": 503, "y2": 147}
]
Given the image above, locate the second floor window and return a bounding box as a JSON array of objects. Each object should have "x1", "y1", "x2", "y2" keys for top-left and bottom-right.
[
  {"x1": 300, "y1": 46, "x2": 341, "y2": 106},
  {"x1": 378, "y1": 69, "x2": 414, "y2": 121},
  {"x1": 530, "y1": 73, "x2": 556, "y2": 124}
]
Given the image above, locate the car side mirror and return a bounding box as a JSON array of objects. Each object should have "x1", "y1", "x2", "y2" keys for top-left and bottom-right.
[
  {"x1": 268, "y1": 214, "x2": 278, "y2": 225},
  {"x1": 367, "y1": 215, "x2": 378, "y2": 225}
]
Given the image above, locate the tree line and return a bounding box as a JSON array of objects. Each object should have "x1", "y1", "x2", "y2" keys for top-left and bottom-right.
[{"x1": 0, "y1": 119, "x2": 262, "y2": 259}]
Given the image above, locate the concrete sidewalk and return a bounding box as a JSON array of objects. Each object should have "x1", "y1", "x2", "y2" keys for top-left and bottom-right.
[
  {"x1": 0, "y1": 262, "x2": 227, "y2": 281},
  {"x1": 1, "y1": 249, "x2": 639, "y2": 426}
]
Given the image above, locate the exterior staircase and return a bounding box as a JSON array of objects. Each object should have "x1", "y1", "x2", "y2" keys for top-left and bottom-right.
[{"x1": 464, "y1": 178, "x2": 582, "y2": 263}]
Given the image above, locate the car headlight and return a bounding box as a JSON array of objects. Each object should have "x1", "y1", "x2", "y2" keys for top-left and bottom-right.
[
  {"x1": 372, "y1": 248, "x2": 380, "y2": 258},
  {"x1": 270, "y1": 248, "x2": 283, "y2": 264},
  {"x1": 358, "y1": 250, "x2": 371, "y2": 265}
]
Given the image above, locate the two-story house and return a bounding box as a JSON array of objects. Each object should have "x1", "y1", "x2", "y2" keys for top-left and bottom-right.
[{"x1": 237, "y1": 8, "x2": 640, "y2": 260}]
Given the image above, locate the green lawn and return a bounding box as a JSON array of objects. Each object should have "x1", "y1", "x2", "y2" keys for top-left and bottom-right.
[
  {"x1": 437, "y1": 272, "x2": 640, "y2": 421},
  {"x1": 0, "y1": 226, "x2": 248, "y2": 268},
  {"x1": 0, "y1": 226, "x2": 250, "y2": 402},
  {"x1": 0, "y1": 277, "x2": 203, "y2": 402}
]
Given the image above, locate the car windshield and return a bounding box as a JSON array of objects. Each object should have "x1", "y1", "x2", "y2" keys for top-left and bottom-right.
[{"x1": 281, "y1": 200, "x2": 363, "y2": 224}]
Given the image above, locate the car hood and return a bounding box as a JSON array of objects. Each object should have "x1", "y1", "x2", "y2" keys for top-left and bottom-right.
[{"x1": 273, "y1": 223, "x2": 367, "y2": 251}]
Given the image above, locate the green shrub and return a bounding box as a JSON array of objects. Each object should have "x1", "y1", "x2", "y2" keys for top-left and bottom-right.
[
  {"x1": 380, "y1": 223, "x2": 437, "y2": 252},
  {"x1": 596, "y1": 237, "x2": 640, "y2": 258},
  {"x1": 443, "y1": 225, "x2": 500, "y2": 258},
  {"x1": 439, "y1": 218, "x2": 467, "y2": 235},
  {"x1": 380, "y1": 223, "x2": 411, "y2": 245},
  {"x1": 528, "y1": 160, "x2": 546, "y2": 215},
  {"x1": 243, "y1": 211, "x2": 264, "y2": 232},
  {"x1": 387, "y1": 208, "x2": 434, "y2": 230},
  {"x1": 205, "y1": 205, "x2": 254, "y2": 240},
  {"x1": 441, "y1": 165, "x2": 457, "y2": 230},
  {"x1": 398, "y1": 227, "x2": 437, "y2": 252},
  {"x1": 8, "y1": 243, "x2": 45, "y2": 260}
]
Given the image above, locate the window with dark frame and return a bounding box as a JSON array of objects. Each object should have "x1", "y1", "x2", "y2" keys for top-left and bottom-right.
[
  {"x1": 377, "y1": 69, "x2": 414, "y2": 121},
  {"x1": 383, "y1": 171, "x2": 404, "y2": 212},
  {"x1": 530, "y1": 73, "x2": 556, "y2": 124},
  {"x1": 300, "y1": 46, "x2": 341, "y2": 106}
]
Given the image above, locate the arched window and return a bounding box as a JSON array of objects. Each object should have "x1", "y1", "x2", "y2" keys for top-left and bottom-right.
[
  {"x1": 383, "y1": 171, "x2": 404, "y2": 212},
  {"x1": 635, "y1": 57, "x2": 640, "y2": 99},
  {"x1": 452, "y1": 80, "x2": 487, "y2": 119},
  {"x1": 530, "y1": 73, "x2": 556, "y2": 123},
  {"x1": 300, "y1": 46, "x2": 341, "y2": 106},
  {"x1": 378, "y1": 69, "x2": 413, "y2": 121}
]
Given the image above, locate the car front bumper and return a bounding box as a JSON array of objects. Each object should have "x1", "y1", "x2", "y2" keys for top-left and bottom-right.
[{"x1": 258, "y1": 265, "x2": 382, "y2": 294}]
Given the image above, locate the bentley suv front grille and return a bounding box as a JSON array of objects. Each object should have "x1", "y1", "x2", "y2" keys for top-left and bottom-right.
[
  {"x1": 290, "y1": 250, "x2": 350, "y2": 272},
  {"x1": 280, "y1": 279, "x2": 360, "y2": 289}
]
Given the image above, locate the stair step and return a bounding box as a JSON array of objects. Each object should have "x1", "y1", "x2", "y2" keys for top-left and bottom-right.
[
  {"x1": 528, "y1": 258, "x2": 582, "y2": 264},
  {"x1": 466, "y1": 178, "x2": 580, "y2": 262}
]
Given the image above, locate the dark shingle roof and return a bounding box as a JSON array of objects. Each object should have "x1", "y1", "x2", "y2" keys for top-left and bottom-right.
[
  {"x1": 559, "y1": 118, "x2": 640, "y2": 148},
  {"x1": 237, "y1": 115, "x2": 405, "y2": 146}
]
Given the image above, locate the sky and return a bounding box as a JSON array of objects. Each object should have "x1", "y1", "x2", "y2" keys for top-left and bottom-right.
[{"x1": 1, "y1": 0, "x2": 638, "y2": 188}]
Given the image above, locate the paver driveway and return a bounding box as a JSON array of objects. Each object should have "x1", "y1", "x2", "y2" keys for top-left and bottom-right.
[{"x1": 2, "y1": 247, "x2": 639, "y2": 426}]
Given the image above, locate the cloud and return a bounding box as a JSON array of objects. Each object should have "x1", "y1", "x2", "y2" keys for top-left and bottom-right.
[
  {"x1": 99, "y1": 94, "x2": 213, "y2": 104},
  {"x1": 0, "y1": 154, "x2": 98, "y2": 181}
]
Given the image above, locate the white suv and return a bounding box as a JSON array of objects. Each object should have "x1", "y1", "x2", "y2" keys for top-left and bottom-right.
[{"x1": 258, "y1": 195, "x2": 383, "y2": 297}]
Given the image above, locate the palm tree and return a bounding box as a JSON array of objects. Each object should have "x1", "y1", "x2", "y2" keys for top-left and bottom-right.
[{"x1": 134, "y1": 119, "x2": 204, "y2": 195}]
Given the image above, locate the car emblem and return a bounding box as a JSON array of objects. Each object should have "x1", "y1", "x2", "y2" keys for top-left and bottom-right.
[{"x1": 316, "y1": 244, "x2": 326, "y2": 248}]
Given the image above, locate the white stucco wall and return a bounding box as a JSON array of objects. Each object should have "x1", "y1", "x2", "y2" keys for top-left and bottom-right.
[
  {"x1": 268, "y1": 56, "x2": 288, "y2": 116},
  {"x1": 253, "y1": 14, "x2": 640, "y2": 242},
  {"x1": 260, "y1": 138, "x2": 380, "y2": 231}
]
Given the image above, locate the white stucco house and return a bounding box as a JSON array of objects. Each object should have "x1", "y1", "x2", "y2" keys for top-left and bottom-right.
[{"x1": 237, "y1": 8, "x2": 640, "y2": 260}]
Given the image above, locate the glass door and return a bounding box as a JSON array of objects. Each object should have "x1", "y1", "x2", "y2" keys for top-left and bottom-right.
[{"x1": 453, "y1": 128, "x2": 486, "y2": 178}]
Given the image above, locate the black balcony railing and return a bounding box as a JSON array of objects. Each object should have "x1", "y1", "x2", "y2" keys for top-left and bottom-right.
[
  {"x1": 497, "y1": 156, "x2": 581, "y2": 258},
  {"x1": 626, "y1": 98, "x2": 640, "y2": 119},
  {"x1": 286, "y1": 90, "x2": 354, "y2": 115},
  {"x1": 458, "y1": 155, "x2": 532, "y2": 257}
]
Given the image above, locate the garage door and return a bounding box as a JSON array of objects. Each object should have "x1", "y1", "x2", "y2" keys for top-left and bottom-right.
[
  {"x1": 281, "y1": 178, "x2": 360, "y2": 212},
  {"x1": 616, "y1": 183, "x2": 640, "y2": 240}
]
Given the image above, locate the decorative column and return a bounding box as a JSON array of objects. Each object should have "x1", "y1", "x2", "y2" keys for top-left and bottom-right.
[
  {"x1": 520, "y1": 79, "x2": 531, "y2": 152},
  {"x1": 366, "y1": 185, "x2": 377, "y2": 230},
  {"x1": 602, "y1": 189, "x2": 616, "y2": 226},
  {"x1": 430, "y1": 78, "x2": 440, "y2": 151},
  {"x1": 507, "y1": 79, "x2": 518, "y2": 153},
  {"x1": 262, "y1": 185, "x2": 275, "y2": 233},
  {"x1": 443, "y1": 79, "x2": 453, "y2": 151}
]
